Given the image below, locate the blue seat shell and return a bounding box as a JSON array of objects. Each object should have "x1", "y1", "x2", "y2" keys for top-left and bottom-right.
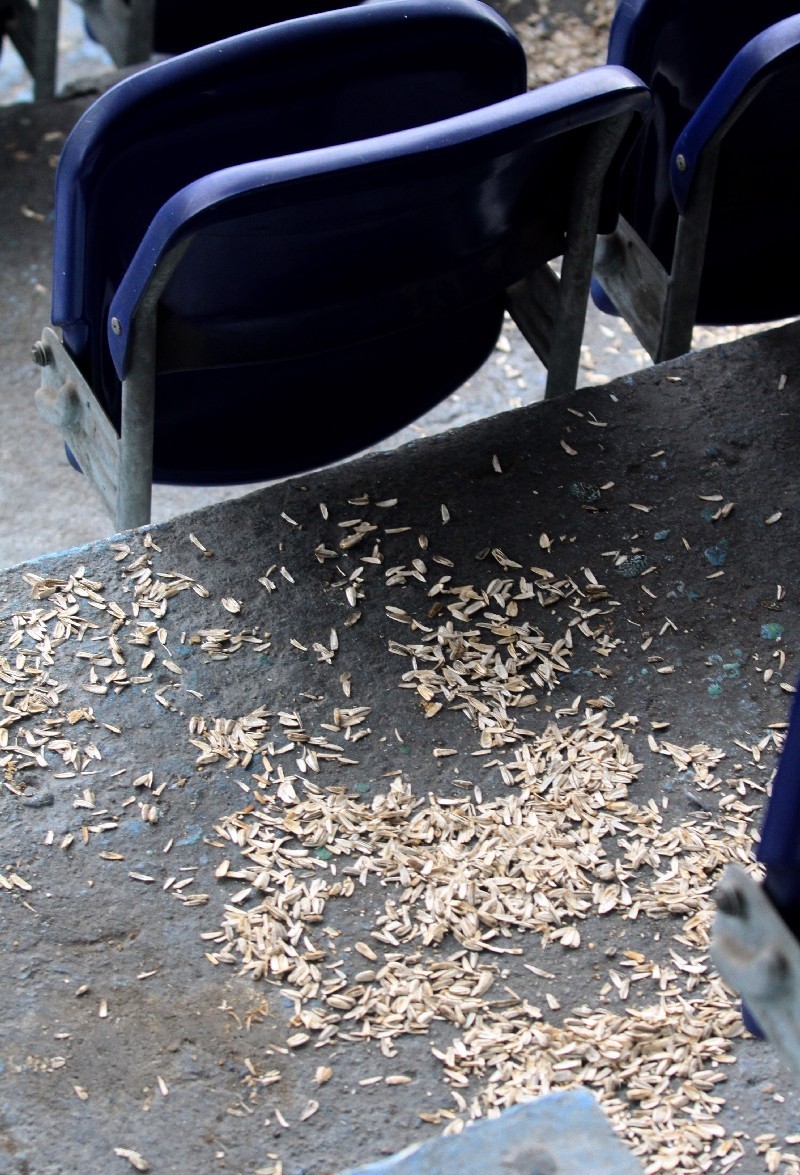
[{"x1": 602, "y1": 0, "x2": 800, "y2": 326}]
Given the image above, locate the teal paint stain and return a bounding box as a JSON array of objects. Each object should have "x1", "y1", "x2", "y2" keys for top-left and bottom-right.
[
  {"x1": 615, "y1": 553, "x2": 652, "y2": 578},
  {"x1": 707, "y1": 649, "x2": 744, "y2": 695},
  {"x1": 704, "y1": 540, "x2": 728, "y2": 567},
  {"x1": 761, "y1": 622, "x2": 784, "y2": 641},
  {"x1": 568, "y1": 481, "x2": 601, "y2": 504}
]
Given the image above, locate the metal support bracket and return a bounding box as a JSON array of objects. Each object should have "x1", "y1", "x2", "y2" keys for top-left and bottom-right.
[
  {"x1": 33, "y1": 326, "x2": 124, "y2": 524},
  {"x1": 506, "y1": 109, "x2": 641, "y2": 400},
  {"x1": 711, "y1": 863, "x2": 800, "y2": 1082},
  {"x1": 6, "y1": 0, "x2": 60, "y2": 101},
  {"x1": 33, "y1": 240, "x2": 189, "y2": 532},
  {"x1": 75, "y1": 0, "x2": 156, "y2": 67},
  {"x1": 593, "y1": 216, "x2": 673, "y2": 360},
  {"x1": 506, "y1": 261, "x2": 560, "y2": 372},
  {"x1": 33, "y1": 325, "x2": 157, "y2": 533}
]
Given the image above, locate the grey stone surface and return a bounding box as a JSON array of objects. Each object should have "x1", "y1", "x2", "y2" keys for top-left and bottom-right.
[{"x1": 0, "y1": 321, "x2": 799, "y2": 1172}]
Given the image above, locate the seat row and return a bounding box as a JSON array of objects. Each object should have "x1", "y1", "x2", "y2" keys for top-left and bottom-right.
[{"x1": 18, "y1": 0, "x2": 800, "y2": 528}]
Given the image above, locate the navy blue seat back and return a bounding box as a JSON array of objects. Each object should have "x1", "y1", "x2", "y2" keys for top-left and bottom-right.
[
  {"x1": 607, "y1": 0, "x2": 800, "y2": 325},
  {"x1": 111, "y1": 74, "x2": 644, "y2": 482}
]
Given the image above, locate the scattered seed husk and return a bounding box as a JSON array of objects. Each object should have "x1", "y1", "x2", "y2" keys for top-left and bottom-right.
[{"x1": 114, "y1": 1149, "x2": 149, "y2": 1172}]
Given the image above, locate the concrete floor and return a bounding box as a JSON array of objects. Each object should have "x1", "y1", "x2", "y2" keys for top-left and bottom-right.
[{"x1": 2, "y1": 319, "x2": 800, "y2": 1174}]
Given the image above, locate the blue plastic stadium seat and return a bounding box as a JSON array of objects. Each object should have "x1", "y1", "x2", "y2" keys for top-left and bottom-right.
[
  {"x1": 592, "y1": 1, "x2": 800, "y2": 361},
  {"x1": 33, "y1": 0, "x2": 649, "y2": 530}
]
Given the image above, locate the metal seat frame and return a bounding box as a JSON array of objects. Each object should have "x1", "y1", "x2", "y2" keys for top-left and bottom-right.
[{"x1": 594, "y1": 5, "x2": 800, "y2": 362}]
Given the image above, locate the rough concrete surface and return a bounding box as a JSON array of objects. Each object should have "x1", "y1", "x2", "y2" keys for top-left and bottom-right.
[{"x1": 1, "y1": 321, "x2": 799, "y2": 1174}]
